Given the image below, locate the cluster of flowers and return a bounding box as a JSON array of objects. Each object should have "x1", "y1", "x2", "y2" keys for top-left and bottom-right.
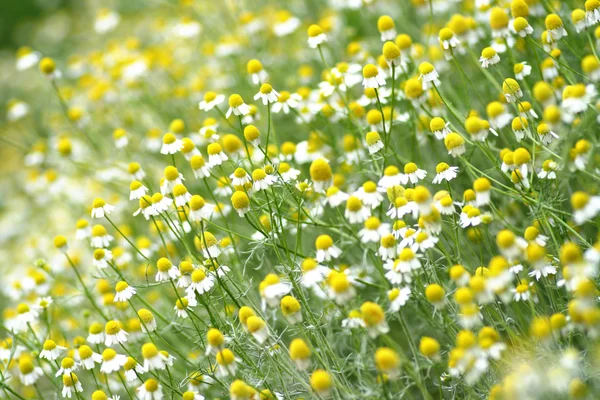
[{"x1": 2, "y1": 0, "x2": 600, "y2": 399}]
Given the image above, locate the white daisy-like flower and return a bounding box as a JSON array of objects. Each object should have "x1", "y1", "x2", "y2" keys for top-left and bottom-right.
[
  {"x1": 401, "y1": 163, "x2": 427, "y2": 185},
  {"x1": 91, "y1": 198, "x2": 115, "y2": 219},
  {"x1": 300, "y1": 258, "x2": 330, "y2": 288},
  {"x1": 104, "y1": 321, "x2": 129, "y2": 347},
  {"x1": 273, "y1": 13, "x2": 300, "y2": 37},
  {"x1": 198, "y1": 91, "x2": 225, "y2": 112},
  {"x1": 114, "y1": 281, "x2": 137, "y2": 303},
  {"x1": 345, "y1": 196, "x2": 371, "y2": 224},
  {"x1": 261, "y1": 279, "x2": 292, "y2": 309},
  {"x1": 254, "y1": 84, "x2": 280, "y2": 105},
  {"x1": 160, "y1": 133, "x2": 183, "y2": 155},
  {"x1": 137, "y1": 379, "x2": 164, "y2": 400},
  {"x1": 39, "y1": 340, "x2": 66, "y2": 361},
  {"x1": 354, "y1": 182, "x2": 384, "y2": 209},
  {"x1": 16, "y1": 47, "x2": 41, "y2": 71},
  {"x1": 186, "y1": 269, "x2": 215, "y2": 297},
  {"x1": 417, "y1": 62, "x2": 440, "y2": 89},
  {"x1": 358, "y1": 217, "x2": 390, "y2": 243},
  {"x1": 362, "y1": 64, "x2": 386, "y2": 89},
  {"x1": 226, "y1": 94, "x2": 251, "y2": 118},
  {"x1": 92, "y1": 248, "x2": 113, "y2": 269},
  {"x1": 155, "y1": 258, "x2": 180, "y2": 282},
  {"x1": 100, "y1": 349, "x2": 127, "y2": 374},
  {"x1": 94, "y1": 9, "x2": 120, "y2": 34},
  {"x1": 388, "y1": 287, "x2": 411, "y2": 312},
  {"x1": 307, "y1": 24, "x2": 327, "y2": 48},
  {"x1": 129, "y1": 180, "x2": 149, "y2": 200},
  {"x1": 572, "y1": 192, "x2": 600, "y2": 225},
  {"x1": 78, "y1": 346, "x2": 102, "y2": 370},
  {"x1": 252, "y1": 168, "x2": 278, "y2": 191},
  {"x1": 315, "y1": 235, "x2": 342, "y2": 262},
  {"x1": 61, "y1": 374, "x2": 83, "y2": 399},
  {"x1": 325, "y1": 186, "x2": 349, "y2": 207},
  {"x1": 432, "y1": 163, "x2": 458, "y2": 184},
  {"x1": 206, "y1": 143, "x2": 228, "y2": 167}
]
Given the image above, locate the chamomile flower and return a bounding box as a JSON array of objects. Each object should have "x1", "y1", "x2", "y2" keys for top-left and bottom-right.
[
  {"x1": 90, "y1": 225, "x2": 113, "y2": 248},
  {"x1": 199, "y1": 91, "x2": 225, "y2": 112},
  {"x1": 571, "y1": 191, "x2": 600, "y2": 225},
  {"x1": 231, "y1": 191, "x2": 251, "y2": 217},
  {"x1": 254, "y1": 84, "x2": 280, "y2": 105},
  {"x1": 460, "y1": 205, "x2": 482, "y2": 228},
  {"x1": 271, "y1": 90, "x2": 301, "y2": 114},
  {"x1": 87, "y1": 323, "x2": 105, "y2": 344},
  {"x1": 361, "y1": 302, "x2": 389, "y2": 338},
  {"x1": 401, "y1": 162, "x2": 427, "y2": 185},
  {"x1": 439, "y1": 27, "x2": 461, "y2": 55},
  {"x1": 545, "y1": 14, "x2": 568, "y2": 42},
  {"x1": 309, "y1": 158, "x2": 333, "y2": 192},
  {"x1": 123, "y1": 358, "x2": 145, "y2": 383},
  {"x1": 355, "y1": 181, "x2": 384, "y2": 209},
  {"x1": 328, "y1": 271, "x2": 356, "y2": 303},
  {"x1": 188, "y1": 195, "x2": 214, "y2": 221},
  {"x1": 289, "y1": 339, "x2": 311, "y2": 370},
  {"x1": 92, "y1": 248, "x2": 112, "y2": 269},
  {"x1": 160, "y1": 133, "x2": 182, "y2": 155},
  {"x1": 273, "y1": 11, "x2": 300, "y2": 37},
  {"x1": 18, "y1": 356, "x2": 43, "y2": 386},
  {"x1": 365, "y1": 131, "x2": 384, "y2": 154},
  {"x1": 418, "y1": 62, "x2": 440, "y2": 89},
  {"x1": 246, "y1": 316, "x2": 269, "y2": 344},
  {"x1": 155, "y1": 258, "x2": 180, "y2": 282},
  {"x1": 39, "y1": 340, "x2": 66, "y2": 361},
  {"x1": 207, "y1": 143, "x2": 228, "y2": 167},
  {"x1": 502, "y1": 78, "x2": 523, "y2": 103},
  {"x1": 280, "y1": 295, "x2": 303, "y2": 324},
  {"x1": 513, "y1": 17, "x2": 533, "y2": 37},
  {"x1": 78, "y1": 345, "x2": 102, "y2": 370},
  {"x1": 140, "y1": 343, "x2": 166, "y2": 371},
  {"x1": 445, "y1": 132, "x2": 466, "y2": 157},
  {"x1": 377, "y1": 15, "x2": 397, "y2": 41},
  {"x1": 300, "y1": 258, "x2": 329, "y2": 288},
  {"x1": 131, "y1": 310, "x2": 155, "y2": 335},
  {"x1": 526, "y1": 243, "x2": 557, "y2": 280},
  {"x1": 324, "y1": 186, "x2": 347, "y2": 208},
  {"x1": 114, "y1": 281, "x2": 136, "y2": 302},
  {"x1": 382, "y1": 41, "x2": 402, "y2": 68},
  {"x1": 129, "y1": 181, "x2": 148, "y2": 200},
  {"x1": 252, "y1": 168, "x2": 277, "y2": 191},
  {"x1": 433, "y1": 163, "x2": 459, "y2": 184},
  {"x1": 496, "y1": 230, "x2": 527, "y2": 262},
  {"x1": 376, "y1": 166, "x2": 401, "y2": 189},
  {"x1": 104, "y1": 321, "x2": 128, "y2": 346},
  {"x1": 16, "y1": 46, "x2": 40, "y2": 71},
  {"x1": 388, "y1": 287, "x2": 411, "y2": 311},
  {"x1": 137, "y1": 379, "x2": 163, "y2": 400},
  {"x1": 186, "y1": 268, "x2": 215, "y2": 297},
  {"x1": 514, "y1": 61, "x2": 532, "y2": 80},
  {"x1": 226, "y1": 94, "x2": 251, "y2": 118},
  {"x1": 345, "y1": 196, "x2": 371, "y2": 224},
  {"x1": 384, "y1": 257, "x2": 413, "y2": 285},
  {"x1": 190, "y1": 155, "x2": 211, "y2": 178},
  {"x1": 307, "y1": 24, "x2": 327, "y2": 48},
  {"x1": 55, "y1": 356, "x2": 78, "y2": 377},
  {"x1": 277, "y1": 162, "x2": 300, "y2": 182},
  {"x1": 362, "y1": 64, "x2": 386, "y2": 89},
  {"x1": 359, "y1": 217, "x2": 390, "y2": 243},
  {"x1": 430, "y1": 117, "x2": 451, "y2": 140},
  {"x1": 61, "y1": 373, "x2": 83, "y2": 398},
  {"x1": 100, "y1": 348, "x2": 127, "y2": 374}
]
